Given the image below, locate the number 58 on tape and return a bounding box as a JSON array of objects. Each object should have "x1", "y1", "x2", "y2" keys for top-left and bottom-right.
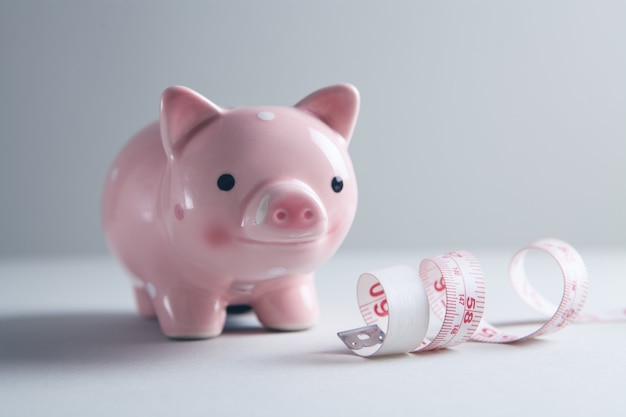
[{"x1": 337, "y1": 238, "x2": 590, "y2": 357}]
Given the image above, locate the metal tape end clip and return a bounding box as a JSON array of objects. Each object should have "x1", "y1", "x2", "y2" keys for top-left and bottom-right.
[{"x1": 337, "y1": 325, "x2": 385, "y2": 350}]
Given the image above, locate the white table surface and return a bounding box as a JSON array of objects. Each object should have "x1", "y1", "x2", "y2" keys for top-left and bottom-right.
[{"x1": 1, "y1": 247, "x2": 624, "y2": 417}]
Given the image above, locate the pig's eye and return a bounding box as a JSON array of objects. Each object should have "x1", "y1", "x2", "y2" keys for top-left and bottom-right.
[
  {"x1": 331, "y1": 176, "x2": 343, "y2": 193},
  {"x1": 217, "y1": 174, "x2": 235, "y2": 191}
]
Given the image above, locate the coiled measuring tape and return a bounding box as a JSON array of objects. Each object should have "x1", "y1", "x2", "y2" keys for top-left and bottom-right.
[{"x1": 338, "y1": 238, "x2": 591, "y2": 357}]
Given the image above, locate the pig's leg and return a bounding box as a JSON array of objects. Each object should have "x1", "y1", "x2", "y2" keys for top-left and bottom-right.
[
  {"x1": 253, "y1": 274, "x2": 319, "y2": 331},
  {"x1": 133, "y1": 286, "x2": 156, "y2": 318},
  {"x1": 153, "y1": 287, "x2": 227, "y2": 339}
]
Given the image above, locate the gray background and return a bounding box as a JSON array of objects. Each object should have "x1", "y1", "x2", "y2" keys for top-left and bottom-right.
[{"x1": 1, "y1": 0, "x2": 624, "y2": 257}]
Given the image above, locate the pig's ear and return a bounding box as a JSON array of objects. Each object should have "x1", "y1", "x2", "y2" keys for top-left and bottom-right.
[
  {"x1": 160, "y1": 86, "x2": 222, "y2": 160},
  {"x1": 295, "y1": 84, "x2": 360, "y2": 145}
]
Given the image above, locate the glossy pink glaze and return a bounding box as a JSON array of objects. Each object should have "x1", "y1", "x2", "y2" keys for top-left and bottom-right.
[{"x1": 102, "y1": 84, "x2": 359, "y2": 339}]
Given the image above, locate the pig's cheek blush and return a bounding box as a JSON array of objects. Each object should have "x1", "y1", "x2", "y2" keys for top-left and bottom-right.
[{"x1": 204, "y1": 226, "x2": 232, "y2": 248}]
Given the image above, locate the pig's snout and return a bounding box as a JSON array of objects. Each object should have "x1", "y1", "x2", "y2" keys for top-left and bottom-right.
[
  {"x1": 242, "y1": 181, "x2": 328, "y2": 243},
  {"x1": 264, "y1": 193, "x2": 319, "y2": 228}
]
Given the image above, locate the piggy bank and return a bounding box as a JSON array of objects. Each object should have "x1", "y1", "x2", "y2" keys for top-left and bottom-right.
[{"x1": 102, "y1": 84, "x2": 359, "y2": 339}]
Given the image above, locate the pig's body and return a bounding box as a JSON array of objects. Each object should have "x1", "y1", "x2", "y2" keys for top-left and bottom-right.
[{"x1": 102, "y1": 85, "x2": 359, "y2": 339}]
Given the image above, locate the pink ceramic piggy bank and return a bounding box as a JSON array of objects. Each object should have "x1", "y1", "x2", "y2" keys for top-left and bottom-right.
[{"x1": 102, "y1": 84, "x2": 359, "y2": 339}]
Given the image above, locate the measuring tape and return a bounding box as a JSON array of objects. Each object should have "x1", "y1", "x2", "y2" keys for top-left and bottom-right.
[{"x1": 338, "y1": 238, "x2": 591, "y2": 357}]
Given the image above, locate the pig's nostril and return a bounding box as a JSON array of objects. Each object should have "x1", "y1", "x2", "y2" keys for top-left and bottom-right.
[
  {"x1": 275, "y1": 210, "x2": 288, "y2": 222},
  {"x1": 273, "y1": 208, "x2": 315, "y2": 224}
]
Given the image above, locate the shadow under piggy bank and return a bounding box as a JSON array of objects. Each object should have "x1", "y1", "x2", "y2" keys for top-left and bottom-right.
[{"x1": 0, "y1": 310, "x2": 266, "y2": 366}]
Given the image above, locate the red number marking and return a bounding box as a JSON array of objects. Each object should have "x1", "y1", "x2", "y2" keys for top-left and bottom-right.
[
  {"x1": 374, "y1": 299, "x2": 389, "y2": 317},
  {"x1": 369, "y1": 283, "x2": 385, "y2": 298},
  {"x1": 463, "y1": 311, "x2": 474, "y2": 323}
]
